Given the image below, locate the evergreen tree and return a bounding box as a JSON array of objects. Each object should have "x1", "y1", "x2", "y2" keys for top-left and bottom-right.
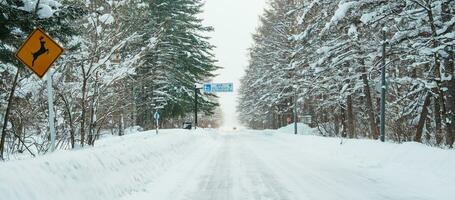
[
  {"x1": 238, "y1": 0, "x2": 454, "y2": 147},
  {"x1": 136, "y1": 0, "x2": 219, "y2": 129}
]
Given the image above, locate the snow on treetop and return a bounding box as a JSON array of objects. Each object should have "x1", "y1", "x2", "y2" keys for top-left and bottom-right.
[
  {"x1": 15, "y1": 0, "x2": 62, "y2": 19},
  {"x1": 360, "y1": 12, "x2": 376, "y2": 25},
  {"x1": 99, "y1": 13, "x2": 115, "y2": 25},
  {"x1": 37, "y1": 4, "x2": 53, "y2": 18},
  {"x1": 322, "y1": 1, "x2": 358, "y2": 32}
]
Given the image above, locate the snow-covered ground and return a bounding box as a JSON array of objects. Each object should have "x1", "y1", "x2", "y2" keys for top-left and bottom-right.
[
  {"x1": 0, "y1": 129, "x2": 454, "y2": 200},
  {"x1": 276, "y1": 122, "x2": 318, "y2": 135}
]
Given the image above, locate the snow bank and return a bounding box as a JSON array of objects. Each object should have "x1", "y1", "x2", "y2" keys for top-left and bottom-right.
[
  {"x1": 0, "y1": 129, "x2": 216, "y2": 200},
  {"x1": 276, "y1": 123, "x2": 318, "y2": 135},
  {"x1": 268, "y1": 134, "x2": 455, "y2": 200},
  {"x1": 226, "y1": 130, "x2": 454, "y2": 199}
]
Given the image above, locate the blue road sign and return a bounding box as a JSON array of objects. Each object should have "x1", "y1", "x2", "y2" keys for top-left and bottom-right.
[
  {"x1": 153, "y1": 111, "x2": 160, "y2": 120},
  {"x1": 203, "y1": 83, "x2": 212, "y2": 93},
  {"x1": 203, "y1": 83, "x2": 233, "y2": 93}
]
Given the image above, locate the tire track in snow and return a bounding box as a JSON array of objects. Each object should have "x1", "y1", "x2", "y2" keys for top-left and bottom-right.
[
  {"x1": 120, "y1": 134, "x2": 223, "y2": 200},
  {"x1": 185, "y1": 133, "x2": 293, "y2": 200}
]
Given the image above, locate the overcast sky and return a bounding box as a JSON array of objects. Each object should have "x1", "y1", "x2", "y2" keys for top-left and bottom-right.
[{"x1": 202, "y1": 0, "x2": 267, "y2": 127}]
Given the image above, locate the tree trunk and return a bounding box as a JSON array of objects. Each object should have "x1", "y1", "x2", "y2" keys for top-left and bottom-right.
[
  {"x1": 0, "y1": 70, "x2": 19, "y2": 160},
  {"x1": 59, "y1": 93, "x2": 75, "y2": 149},
  {"x1": 433, "y1": 94, "x2": 444, "y2": 144},
  {"x1": 273, "y1": 112, "x2": 278, "y2": 129},
  {"x1": 424, "y1": 3, "x2": 445, "y2": 145},
  {"x1": 415, "y1": 92, "x2": 432, "y2": 143},
  {"x1": 445, "y1": 58, "x2": 455, "y2": 147},
  {"x1": 346, "y1": 95, "x2": 355, "y2": 138},
  {"x1": 441, "y1": 0, "x2": 455, "y2": 148},
  {"x1": 340, "y1": 105, "x2": 347, "y2": 138},
  {"x1": 119, "y1": 114, "x2": 124, "y2": 136},
  {"x1": 334, "y1": 114, "x2": 340, "y2": 136},
  {"x1": 14, "y1": 120, "x2": 23, "y2": 153},
  {"x1": 80, "y1": 76, "x2": 87, "y2": 147},
  {"x1": 88, "y1": 72, "x2": 99, "y2": 146},
  {"x1": 360, "y1": 65, "x2": 379, "y2": 139}
]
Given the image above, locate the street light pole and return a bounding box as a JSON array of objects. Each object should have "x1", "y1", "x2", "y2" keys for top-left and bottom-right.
[
  {"x1": 380, "y1": 27, "x2": 387, "y2": 142},
  {"x1": 294, "y1": 88, "x2": 298, "y2": 135},
  {"x1": 194, "y1": 86, "x2": 198, "y2": 130}
]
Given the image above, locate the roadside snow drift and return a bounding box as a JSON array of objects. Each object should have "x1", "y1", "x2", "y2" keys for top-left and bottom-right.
[
  {"x1": 276, "y1": 122, "x2": 317, "y2": 135},
  {"x1": 0, "y1": 129, "x2": 217, "y2": 200}
]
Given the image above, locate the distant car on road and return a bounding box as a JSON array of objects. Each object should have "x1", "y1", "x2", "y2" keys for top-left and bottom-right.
[{"x1": 183, "y1": 122, "x2": 192, "y2": 130}]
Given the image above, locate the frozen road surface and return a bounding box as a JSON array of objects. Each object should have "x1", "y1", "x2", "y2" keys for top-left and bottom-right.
[{"x1": 1, "y1": 128, "x2": 453, "y2": 200}]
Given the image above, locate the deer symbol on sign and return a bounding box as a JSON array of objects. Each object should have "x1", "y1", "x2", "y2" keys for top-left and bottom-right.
[{"x1": 32, "y1": 36, "x2": 49, "y2": 67}]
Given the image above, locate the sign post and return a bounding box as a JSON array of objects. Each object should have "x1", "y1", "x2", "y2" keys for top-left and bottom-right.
[
  {"x1": 153, "y1": 111, "x2": 160, "y2": 134},
  {"x1": 47, "y1": 70, "x2": 56, "y2": 151},
  {"x1": 15, "y1": 28, "x2": 64, "y2": 151},
  {"x1": 194, "y1": 86, "x2": 199, "y2": 129}
]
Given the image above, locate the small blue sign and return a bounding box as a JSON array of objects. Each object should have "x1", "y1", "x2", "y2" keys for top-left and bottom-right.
[
  {"x1": 203, "y1": 84, "x2": 212, "y2": 93},
  {"x1": 153, "y1": 111, "x2": 160, "y2": 120},
  {"x1": 203, "y1": 83, "x2": 233, "y2": 93}
]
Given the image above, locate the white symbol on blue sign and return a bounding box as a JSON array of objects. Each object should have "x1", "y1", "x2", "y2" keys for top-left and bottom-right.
[
  {"x1": 154, "y1": 112, "x2": 160, "y2": 120},
  {"x1": 204, "y1": 84, "x2": 212, "y2": 93},
  {"x1": 203, "y1": 83, "x2": 233, "y2": 93}
]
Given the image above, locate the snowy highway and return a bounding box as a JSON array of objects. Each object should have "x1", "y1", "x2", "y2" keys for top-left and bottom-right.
[
  {"x1": 3, "y1": 1, "x2": 454, "y2": 200},
  {"x1": 1, "y1": 129, "x2": 453, "y2": 200}
]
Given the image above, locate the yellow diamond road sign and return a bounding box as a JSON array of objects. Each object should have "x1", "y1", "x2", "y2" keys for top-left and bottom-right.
[{"x1": 15, "y1": 28, "x2": 64, "y2": 78}]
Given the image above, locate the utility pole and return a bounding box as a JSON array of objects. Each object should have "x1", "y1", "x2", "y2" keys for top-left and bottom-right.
[
  {"x1": 156, "y1": 117, "x2": 159, "y2": 135},
  {"x1": 380, "y1": 27, "x2": 387, "y2": 142},
  {"x1": 194, "y1": 86, "x2": 198, "y2": 129},
  {"x1": 47, "y1": 70, "x2": 56, "y2": 151},
  {"x1": 153, "y1": 110, "x2": 160, "y2": 135},
  {"x1": 294, "y1": 87, "x2": 298, "y2": 135}
]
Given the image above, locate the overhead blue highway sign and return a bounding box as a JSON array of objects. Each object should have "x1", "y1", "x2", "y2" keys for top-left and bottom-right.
[{"x1": 203, "y1": 83, "x2": 233, "y2": 93}]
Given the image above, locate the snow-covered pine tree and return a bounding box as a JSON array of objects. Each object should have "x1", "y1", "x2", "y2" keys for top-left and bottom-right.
[
  {"x1": 238, "y1": 0, "x2": 302, "y2": 129},
  {"x1": 136, "y1": 0, "x2": 219, "y2": 129},
  {"x1": 238, "y1": 0, "x2": 454, "y2": 148}
]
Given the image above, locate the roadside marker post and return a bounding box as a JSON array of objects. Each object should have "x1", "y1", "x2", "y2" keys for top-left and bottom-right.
[
  {"x1": 154, "y1": 111, "x2": 160, "y2": 134},
  {"x1": 46, "y1": 70, "x2": 56, "y2": 151}
]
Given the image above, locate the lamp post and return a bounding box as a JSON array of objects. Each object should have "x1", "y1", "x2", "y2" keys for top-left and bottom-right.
[
  {"x1": 380, "y1": 27, "x2": 387, "y2": 142},
  {"x1": 194, "y1": 84, "x2": 202, "y2": 129},
  {"x1": 293, "y1": 85, "x2": 298, "y2": 135}
]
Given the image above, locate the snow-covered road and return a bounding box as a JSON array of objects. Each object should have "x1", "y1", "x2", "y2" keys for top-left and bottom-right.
[{"x1": 1, "y1": 129, "x2": 454, "y2": 200}]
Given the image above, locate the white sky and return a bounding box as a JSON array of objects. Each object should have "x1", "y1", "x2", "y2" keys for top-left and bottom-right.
[{"x1": 202, "y1": 0, "x2": 267, "y2": 127}]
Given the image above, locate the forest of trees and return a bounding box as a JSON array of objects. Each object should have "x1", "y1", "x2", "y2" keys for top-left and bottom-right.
[
  {"x1": 0, "y1": 0, "x2": 221, "y2": 160},
  {"x1": 238, "y1": 0, "x2": 454, "y2": 147}
]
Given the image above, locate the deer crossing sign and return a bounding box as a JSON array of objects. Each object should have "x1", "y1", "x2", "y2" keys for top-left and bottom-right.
[{"x1": 15, "y1": 28, "x2": 64, "y2": 78}]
